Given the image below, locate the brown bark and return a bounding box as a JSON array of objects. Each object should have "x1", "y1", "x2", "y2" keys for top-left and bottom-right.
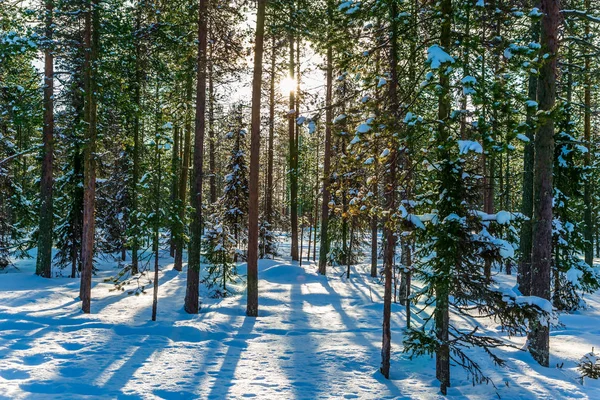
[
  {"x1": 528, "y1": 0, "x2": 558, "y2": 368},
  {"x1": 381, "y1": 0, "x2": 400, "y2": 380},
  {"x1": 518, "y1": 6, "x2": 539, "y2": 296},
  {"x1": 266, "y1": 35, "x2": 276, "y2": 225},
  {"x1": 36, "y1": 0, "x2": 54, "y2": 279},
  {"x1": 174, "y1": 65, "x2": 193, "y2": 271},
  {"x1": 288, "y1": 6, "x2": 299, "y2": 262},
  {"x1": 80, "y1": 0, "x2": 99, "y2": 314},
  {"x1": 583, "y1": 0, "x2": 593, "y2": 267},
  {"x1": 246, "y1": 0, "x2": 266, "y2": 318},
  {"x1": 435, "y1": 0, "x2": 452, "y2": 393},
  {"x1": 318, "y1": 0, "x2": 334, "y2": 275},
  {"x1": 184, "y1": 0, "x2": 209, "y2": 314}
]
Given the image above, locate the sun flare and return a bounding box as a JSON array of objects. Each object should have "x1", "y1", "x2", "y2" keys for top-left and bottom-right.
[{"x1": 279, "y1": 77, "x2": 297, "y2": 94}]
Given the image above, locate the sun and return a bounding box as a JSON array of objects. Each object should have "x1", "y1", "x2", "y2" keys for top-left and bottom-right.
[{"x1": 279, "y1": 77, "x2": 296, "y2": 94}]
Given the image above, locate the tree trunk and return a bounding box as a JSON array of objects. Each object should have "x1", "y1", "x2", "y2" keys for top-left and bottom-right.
[
  {"x1": 80, "y1": 0, "x2": 99, "y2": 314},
  {"x1": 318, "y1": 0, "x2": 333, "y2": 275},
  {"x1": 246, "y1": 0, "x2": 266, "y2": 318},
  {"x1": 528, "y1": 0, "x2": 558, "y2": 368},
  {"x1": 130, "y1": 3, "x2": 142, "y2": 276},
  {"x1": 174, "y1": 64, "x2": 193, "y2": 272},
  {"x1": 266, "y1": 35, "x2": 276, "y2": 224},
  {"x1": 36, "y1": 0, "x2": 54, "y2": 279},
  {"x1": 208, "y1": 53, "x2": 217, "y2": 204},
  {"x1": 518, "y1": 1, "x2": 540, "y2": 297},
  {"x1": 289, "y1": 5, "x2": 299, "y2": 262},
  {"x1": 170, "y1": 124, "x2": 180, "y2": 258},
  {"x1": 435, "y1": 0, "x2": 452, "y2": 392},
  {"x1": 583, "y1": 0, "x2": 593, "y2": 267},
  {"x1": 184, "y1": 0, "x2": 209, "y2": 314},
  {"x1": 380, "y1": 0, "x2": 400, "y2": 380},
  {"x1": 152, "y1": 122, "x2": 162, "y2": 321}
]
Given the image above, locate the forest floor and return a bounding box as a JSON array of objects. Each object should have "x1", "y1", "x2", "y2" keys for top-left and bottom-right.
[{"x1": 1, "y1": 238, "x2": 600, "y2": 399}]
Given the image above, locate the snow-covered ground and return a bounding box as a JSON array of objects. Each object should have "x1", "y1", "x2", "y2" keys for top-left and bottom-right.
[{"x1": 1, "y1": 241, "x2": 600, "y2": 399}]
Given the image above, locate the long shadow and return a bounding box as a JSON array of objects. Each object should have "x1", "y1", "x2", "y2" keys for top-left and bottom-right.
[
  {"x1": 284, "y1": 275, "x2": 329, "y2": 399},
  {"x1": 318, "y1": 276, "x2": 406, "y2": 397},
  {"x1": 205, "y1": 315, "x2": 257, "y2": 399}
]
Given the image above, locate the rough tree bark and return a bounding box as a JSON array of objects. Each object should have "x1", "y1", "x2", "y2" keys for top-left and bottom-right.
[
  {"x1": 318, "y1": 0, "x2": 334, "y2": 276},
  {"x1": 435, "y1": 0, "x2": 452, "y2": 393},
  {"x1": 528, "y1": 0, "x2": 558, "y2": 368},
  {"x1": 518, "y1": 2, "x2": 539, "y2": 296},
  {"x1": 246, "y1": 0, "x2": 266, "y2": 318},
  {"x1": 184, "y1": 0, "x2": 209, "y2": 314},
  {"x1": 583, "y1": 0, "x2": 593, "y2": 267},
  {"x1": 36, "y1": 0, "x2": 54, "y2": 279},
  {"x1": 266, "y1": 35, "x2": 276, "y2": 226},
  {"x1": 80, "y1": 0, "x2": 99, "y2": 313},
  {"x1": 174, "y1": 64, "x2": 193, "y2": 272},
  {"x1": 288, "y1": 2, "x2": 299, "y2": 262},
  {"x1": 381, "y1": 0, "x2": 400, "y2": 380}
]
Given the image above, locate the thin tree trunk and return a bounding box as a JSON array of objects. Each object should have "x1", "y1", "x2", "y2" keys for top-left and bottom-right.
[
  {"x1": 266, "y1": 35, "x2": 276, "y2": 224},
  {"x1": 152, "y1": 118, "x2": 162, "y2": 322},
  {"x1": 131, "y1": 3, "x2": 142, "y2": 276},
  {"x1": 208, "y1": 52, "x2": 217, "y2": 204},
  {"x1": 435, "y1": 0, "x2": 452, "y2": 392},
  {"x1": 518, "y1": 1, "x2": 540, "y2": 297},
  {"x1": 246, "y1": 0, "x2": 266, "y2": 318},
  {"x1": 318, "y1": 0, "x2": 333, "y2": 275},
  {"x1": 36, "y1": 0, "x2": 54, "y2": 279},
  {"x1": 289, "y1": 5, "x2": 299, "y2": 261},
  {"x1": 380, "y1": 0, "x2": 400, "y2": 380},
  {"x1": 174, "y1": 65, "x2": 193, "y2": 272},
  {"x1": 80, "y1": 0, "x2": 99, "y2": 313},
  {"x1": 184, "y1": 0, "x2": 209, "y2": 314},
  {"x1": 170, "y1": 124, "x2": 180, "y2": 258},
  {"x1": 583, "y1": 0, "x2": 593, "y2": 267},
  {"x1": 528, "y1": 0, "x2": 558, "y2": 368}
]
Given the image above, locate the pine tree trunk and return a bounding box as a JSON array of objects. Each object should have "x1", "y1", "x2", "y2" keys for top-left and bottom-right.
[
  {"x1": 518, "y1": 2, "x2": 540, "y2": 297},
  {"x1": 583, "y1": 0, "x2": 593, "y2": 267},
  {"x1": 80, "y1": 0, "x2": 99, "y2": 313},
  {"x1": 266, "y1": 35, "x2": 276, "y2": 224},
  {"x1": 318, "y1": 0, "x2": 333, "y2": 276},
  {"x1": 152, "y1": 126, "x2": 161, "y2": 321},
  {"x1": 528, "y1": 0, "x2": 558, "y2": 368},
  {"x1": 435, "y1": 0, "x2": 452, "y2": 392},
  {"x1": 246, "y1": 0, "x2": 266, "y2": 318},
  {"x1": 208, "y1": 55, "x2": 217, "y2": 204},
  {"x1": 380, "y1": 0, "x2": 400, "y2": 380},
  {"x1": 130, "y1": 3, "x2": 142, "y2": 276},
  {"x1": 289, "y1": 7, "x2": 299, "y2": 262},
  {"x1": 184, "y1": 0, "x2": 209, "y2": 314},
  {"x1": 174, "y1": 64, "x2": 193, "y2": 272},
  {"x1": 36, "y1": 0, "x2": 54, "y2": 279},
  {"x1": 170, "y1": 124, "x2": 180, "y2": 258}
]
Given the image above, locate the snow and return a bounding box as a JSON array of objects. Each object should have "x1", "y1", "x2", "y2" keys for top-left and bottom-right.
[
  {"x1": 516, "y1": 133, "x2": 531, "y2": 143},
  {"x1": 567, "y1": 268, "x2": 584, "y2": 287},
  {"x1": 525, "y1": 100, "x2": 538, "y2": 108},
  {"x1": 2, "y1": 244, "x2": 600, "y2": 399},
  {"x1": 333, "y1": 114, "x2": 346, "y2": 124},
  {"x1": 426, "y1": 45, "x2": 455, "y2": 69},
  {"x1": 495, "y1": 210, "x2": 512, "y2": 225},
  {"x1": 356, "y1": 123, "x2": 371, "y2": 134},
  {"x1": 377, "y1": 77, "x2": 387, "y2": 88},
  {"x1": 458, "y1": 140, "x2": 483, "y2": 155}
]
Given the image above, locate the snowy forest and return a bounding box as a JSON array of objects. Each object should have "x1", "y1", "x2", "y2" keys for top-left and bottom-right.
[{"x1": 2, "y1": 0, "x2": 600, "y2": 397}]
